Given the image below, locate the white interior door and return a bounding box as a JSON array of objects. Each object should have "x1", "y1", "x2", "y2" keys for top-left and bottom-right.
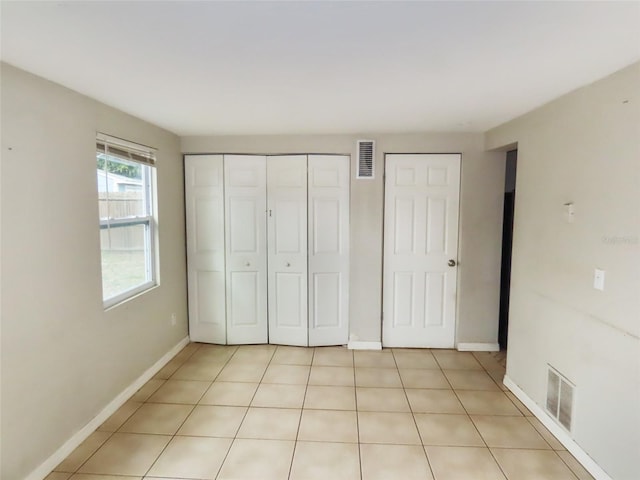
[
  {"x1": 224, "y1": 155, "x2": 268, "y2": 344},
  {"x1": 267, "y1": 155, "x2": 308, "y2": 346},
  {"x1": 383, "y1": 154, "x2": 461, "y2": 348},
  {"x1": 185, "y1": 155, "x2": 227, "y2": 343},
  {"x1": 308, "y1": 155, "x2": 350, "y2": 346}
]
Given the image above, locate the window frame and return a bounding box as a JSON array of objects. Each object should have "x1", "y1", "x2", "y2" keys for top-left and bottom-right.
[{"x1": 97, "y1": 134, "x2": 158, "y2": 309}]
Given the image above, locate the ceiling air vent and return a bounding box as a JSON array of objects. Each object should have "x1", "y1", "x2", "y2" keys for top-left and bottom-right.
[
  {"x1": 546, "y1": 366, "x2": 575, "y2": 431},
  {"x1": 357, "y1": 140, "x2": 375, "y2": 179}
]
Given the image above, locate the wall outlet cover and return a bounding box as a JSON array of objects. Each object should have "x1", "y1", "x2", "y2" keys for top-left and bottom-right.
[{"x1": 593, "y1": 269, "x2": 605, "y2": 291}]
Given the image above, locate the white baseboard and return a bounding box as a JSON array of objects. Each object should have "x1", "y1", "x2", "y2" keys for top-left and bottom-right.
[
  {"x1": 26, "y1": 336, "x2": 190, "y2": 480},
  {"x1": 348, "y1": 341, "x2": 382, "y2": 350},
  {"x1": 457, "y1": 342, "x2": 500, "y2": 352},
  {"x1": 503, "y1": 375, "x2": 612, "y2": 480}
]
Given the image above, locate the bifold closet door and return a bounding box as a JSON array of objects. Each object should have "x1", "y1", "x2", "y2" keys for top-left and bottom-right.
[
  {"x1": 224, "y1": 155, "x2": 268, "y2": 344},
  {"x1": 308, "y1": 155, "x2": 350, "y2": 346},
  {"x1": 184, "y1": 155, "x2": 226, "y2": 344},
  {"x1": 186, "y1": 154, "x2": 349, "y2": 347},
  {"x1": 267, "y1": 155, "x2": 308, "y2": 346}
]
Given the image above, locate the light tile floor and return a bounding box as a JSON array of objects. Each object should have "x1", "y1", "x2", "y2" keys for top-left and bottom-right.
[{"x1": 48, "y1": 344, "x2": 595, "y2": 480}]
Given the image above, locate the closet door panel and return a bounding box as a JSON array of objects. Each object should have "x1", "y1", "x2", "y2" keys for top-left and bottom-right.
[
  {"x1": 267, "y1": 155, "x2": 308, "y2": 346},
  {"x1": 308, "y1": 155, "x2": 350, "y2": 346},
  {"x1": 312, "y1": 272, "x2": 341, "y2": 327},
  {"x1": 229, "y1": 271, "x2": 259, "y2": 325},
  {"x1": 225, "y1": 155, "x2": 268, "y2": 344},
  {"x1": 275, "y1": 272, "x2": 305, "y2": 326},
  {"x1": 185, "y1": 155, "x2": 226, "y2": 344}
]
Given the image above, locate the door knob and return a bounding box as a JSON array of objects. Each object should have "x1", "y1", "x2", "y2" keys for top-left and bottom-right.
[
  {"x1": 286, "y1": 262, "x2": 291, "y2": 267},
  {"x1": 245, "y1": 262, "x2": 250, "y2": 267},
  {"x1": 448, "y1": 259, "x2": 456, "y2": 267}
]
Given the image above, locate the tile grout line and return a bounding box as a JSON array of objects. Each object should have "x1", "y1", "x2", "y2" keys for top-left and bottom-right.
[
  {"x1": 146, "y1": 343, "x2": 241, "y2": 479},
  {"x1": 554, "y1": 450, "x2": 589, "y2": 480},
  {"x1": 199, "y1": 346, "x2": 242, "y2": 467},
  {"x1": 141, "y1": 405, "x2": 198, "y2": 478},
  {"x1": 474, "y1": 359, "x2": 558, "y2": 452},
  {"x1": 54, "y1": 429, "x2": 119, "y2": 476},
  {"x1": 458, "y1": 357, "x2": 511, "y2": 480},
  {"x1": 474, "y1": 351, "x2": 561, "y2": 478},
  {"x1": 391, "y1": 348, "x2": 437, "y2": 480},
  {"x1": 350, "y1": 349, "x2": 364, "y2": 480},
  {"x1": 437, "y1": 352, "x2": 556, "y2": 476},
  {"x1": 287, "y1": 346, "x2": 317, "y2": 480},
  {"x1": 65, "y1": 371, "x2": 172, "y2": 475},
  {"x1": 213, "y1": 344, "x2": 277, "y2": 480},
  {"x1": 142, "y1": 342, "x2": 228, "y2": 480},
  {"x1": 63, "y1": 342, "x2": 203, "y2": 477}
]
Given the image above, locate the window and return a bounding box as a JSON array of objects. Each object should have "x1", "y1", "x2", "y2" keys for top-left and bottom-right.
[{"x1": 96, "y1": 134, "x2": 157, "y2": 307}]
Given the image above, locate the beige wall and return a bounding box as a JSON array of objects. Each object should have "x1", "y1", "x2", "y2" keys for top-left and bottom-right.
[
  {"x1": 182, "y1": 133, "x2": 505, "y2": 345},
  {"x1": 0, "y1": 64, "x2": 188, "y2": 480},
  {"x1": 486, "y1": 62, "x2": 640, "y2": 480}
]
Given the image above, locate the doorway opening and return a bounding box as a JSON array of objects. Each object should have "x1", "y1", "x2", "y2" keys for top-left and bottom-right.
[{"x1": 498, "y1": 149, "x2": 517, "y2": 352}]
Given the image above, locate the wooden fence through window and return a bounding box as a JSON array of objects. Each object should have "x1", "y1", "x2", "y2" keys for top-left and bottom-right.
[{"x1": 99, "y1": 192, "x2": 146, "y2": 251}]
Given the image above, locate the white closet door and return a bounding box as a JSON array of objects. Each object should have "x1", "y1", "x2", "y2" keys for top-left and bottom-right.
[
  {"x1": 184, "y1": 155, "x2": 226, "y2": 344},
  {"x1": 308, "y1": 155, "x2": 350, "y2": 346},
  {"x1": 224, "y1": 155, "x2": 268, "y2": 344},
  {"x1": 267, "y1": 155, "x2": 308, "y2": 346},
  {"x1": 383, "y1": 154, "x2": 460, "y2": 348}
]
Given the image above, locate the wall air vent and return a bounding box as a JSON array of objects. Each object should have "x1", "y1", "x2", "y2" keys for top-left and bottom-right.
[
  {"x1": 357, "y1": 140, "x2": 375, "y2": 179},
  {"x1": 546, "y1": 366, "x2": 575, "y2": 431}
]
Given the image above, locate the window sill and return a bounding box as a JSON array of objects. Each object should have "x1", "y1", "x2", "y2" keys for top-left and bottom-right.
[{"x1": 103, "y1": 281, "x2": 158, "y2": 311}]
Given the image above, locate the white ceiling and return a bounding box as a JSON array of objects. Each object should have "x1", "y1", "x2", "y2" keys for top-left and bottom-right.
[{"x1": 1, "y1": 1, "x2": 639, "y2": 136}]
